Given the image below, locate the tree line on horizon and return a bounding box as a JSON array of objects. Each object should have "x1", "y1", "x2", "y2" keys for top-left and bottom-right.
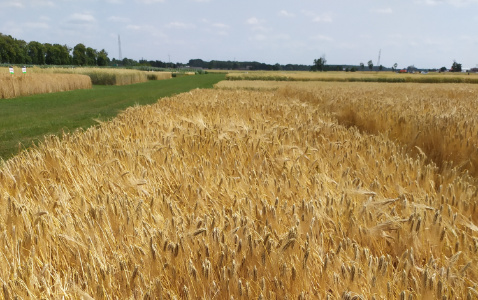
[
  {"x1": 0, "y1": 33, "x2": 312, "y2": 70},
  {"x1": 187, "y1": 59, "x2": 311, "y2": 71},
  {"x1": 0, "y1": 33, "x2": 111, "y2": 66},
  {"x1": 3, "y1": 33, "x2": 469, "y2": 72}
]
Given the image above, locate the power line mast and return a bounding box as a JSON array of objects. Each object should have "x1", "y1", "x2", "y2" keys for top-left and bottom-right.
[
  {"x1": 377, "y1": 49, "x2": 381, "y2": 69},
  {"x1": 118, "y1": 35, "x2": 123, "y2": 61}
]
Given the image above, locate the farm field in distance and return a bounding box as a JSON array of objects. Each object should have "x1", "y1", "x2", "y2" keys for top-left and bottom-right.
[
  {"x1": 224, "y1": 70, "x2": 478, "y2": 84},
  {"x1": 0, "y1": 66, "x2": 174, "y2": 99},
  {"x1": 0, "y1": 71, "x2": 477, "y2": 298}
]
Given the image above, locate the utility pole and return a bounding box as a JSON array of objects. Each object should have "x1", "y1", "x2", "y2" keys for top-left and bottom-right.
[
  {"x1": 377, "y1": 49, "x2": 381, "y2": 70},
  {"x1": 118, "y1": 35, "x2": 123, "y2": 61}
]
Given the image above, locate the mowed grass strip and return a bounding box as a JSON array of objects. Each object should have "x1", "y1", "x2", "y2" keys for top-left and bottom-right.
[{"x1": 0, "y1": 73, "x2": 226, "y2": 160}]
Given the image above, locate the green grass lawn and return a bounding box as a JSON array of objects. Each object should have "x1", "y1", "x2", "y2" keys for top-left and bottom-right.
[{"x1": 0, "y1": 73, "x2": 226, "y2": 160}]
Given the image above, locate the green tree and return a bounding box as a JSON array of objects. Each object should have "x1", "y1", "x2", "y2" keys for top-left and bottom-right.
[
  {"x1": 360, "y1": 62, "x2": 364, "y2": 70},
  {"x1": 122, "y1": 57, "x2": 137, "y2": 66},
  {"x1": 97, "y1": 49, "x2": 109, "y2": 66},
  {"x1": 45, "y1": 44, "x2": 71, "y2": 65},
  {"x1": 44, "y1": 43, "x2": 58, "y2": 64},
  {"x1": 14, "y1": 38, "x2": 29, "y2": 64},
  {"x1": 72, "y1": 43, "x2": 87, "y2": 65},
  {"x1": 312, "y1": 55, "x2": 326, "y2": 71},
  {"x1": 0, "y1": 34, "x2": 31, "y2": 64},
  {"x1": 393, "y1": 63, "x2": 398, "y2": 71},
  {"x1": 58, "y1": 44, "x2": 72, "y2": 65},
  {"x1": 407, "y1": 65, "x2": 417, "y2": 73},
  {"x1": 27, "y1": 41, "x2": 45, "y2": 64},
  {"x1": 85, "y1": 47, "x2": 97, "y2": 65},
  {"x1": 0, "y1": 34, "x2": 18, "y2": 63},
  {"x1": 367, "y1": 60, "x2": 373, "y2": 71},
  {"x1": 0, "y1": 34, "x2": 12, "y2": 63},
  {"x1": 451, "y1": 60, "x2": 462, "y2": 72}
]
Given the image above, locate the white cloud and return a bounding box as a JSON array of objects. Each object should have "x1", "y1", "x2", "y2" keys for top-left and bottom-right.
[
  {"x1": 0, "y1": 21, "x2": 24, "y2": 36},
  {"x1": 32, "y1": 0, "x2": 54, "y2": 6},
  {"x1": 108, "y1": 16, "x2": 130, "y2": 23},
  {"x1": 274, "y1": 33, "x2": 290, "y2": 40},
  {"x1": 245, "y1": 17, "x2": 270, "y2": 33},
  {"x1": 24, "y1": 22, "x2": 50, "y2": 29},
  {"x1": 312, "y1": 14, "x2": 333, "y2": 23},
  {"x1": 201, "y1": 19, "x2": 229, "y2": 36},
  {"x1": 310, "y1": 34, "x2": 333, "y2": 42},
  {"x1": 1, "y1": 1, "x2": 25, "y2": 8},
  {"x1": 60, "y1": 13, "x2": 97, "y2": 32},
  {"x1": 166, "y1": 22, "x2": 196, "y2": 29},
  {"x1": 459, "y1": 35, "x2": 478, "y2": 43},
  {"x1": 250, "y1": 34, "x2": 267, "y2": 41},
  {"x1": 127, "y1": 24, "x2": 141, "y2": 30},
  {"x1": 301, "y1": 10, "x2": 333, "y2": 23},
  {"x1": 371, "y1": 8, "x2": 393, "y2": 14},
  {"x1": 248, "y1": 32, "x2": 291, "y2": 43},
  {"x1": 416, "y1": 0, "x2": 478, "y2": 6},
  {"x1": 1, "y1": 0, "x2": 55, "y2": 8},
  {"x1": 67, "y1": 13, "x2": 96, "y2": 24},
  {"x1": 126, "y1": 24, "x2": 167, "y2": 39},
  {"x1": 202, "y1": 19, "x2": 229, "y2": 29},
  {"x1": 246, "y1": 17, "x2": 264, "y2": 25},
  {"x1": 212, "y1": 22, "x2": 229, "y2": 35},
  {"x1": 212, "y1": 22, "x2": 229, "y2": 29},
  {"x1": 136, "y1": 0, "x2": 165, "y2": 3},
  {"x1": 216, "y1": 31, "x2": 228, "y2": 36},
  {"x1": 279, "y1": 10, "x2": 295, "y2": 17}
]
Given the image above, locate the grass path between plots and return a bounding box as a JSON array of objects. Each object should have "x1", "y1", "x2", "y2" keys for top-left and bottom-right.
[{"x1": 0, "y1": 73, "x2": 226, "y2": 160}]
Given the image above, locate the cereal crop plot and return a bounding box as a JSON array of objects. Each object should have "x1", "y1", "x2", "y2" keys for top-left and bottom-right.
[
  {"x1": 0, "y1": 89, "x2": 476, "y2": 299},
  {"x1": 217, "y1": 80, "x2": 478, "y2": 177},
  {"x1": 31, "y1": 67, "x2": 172, "y2": 85},
  {"x1": 225, "y1": 70, "x2": 478, "y2": 84},
  {"x1": 0, "y1": 72, "x2": 91, "y2": 99}
]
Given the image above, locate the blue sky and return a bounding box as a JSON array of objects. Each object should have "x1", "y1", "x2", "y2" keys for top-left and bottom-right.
[{"x1": 0, "y1": 0, "x2": 477, "y2": 69}]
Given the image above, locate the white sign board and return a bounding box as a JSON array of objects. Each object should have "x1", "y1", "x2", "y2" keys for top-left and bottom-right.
[
  {"x1": 9, "y1": 67, "x2": 14, "y2": 74},
  {"x1": 22, "y1": 67, "x2": 26, "y2": 74}
]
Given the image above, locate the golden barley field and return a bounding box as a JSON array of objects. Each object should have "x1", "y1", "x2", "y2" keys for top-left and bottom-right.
[
  {"x1": 0, "y1": 69, "x2": 91, "y2": 99},
  {"x1": 0, "y1": 85, "x2": 477, "y2": 299},
  {"x1": 225, "y1": 71, "x2": 478, "y2": 84},
  {"x1": 217, "y1": 80, "x2": 478, "y2": 178},
  {"x1": 0, "y1": 67, "x2": 172, "y2": 99},
  {"x1": 31, "y1": 67, "x2": 172, "y2": 85}
]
